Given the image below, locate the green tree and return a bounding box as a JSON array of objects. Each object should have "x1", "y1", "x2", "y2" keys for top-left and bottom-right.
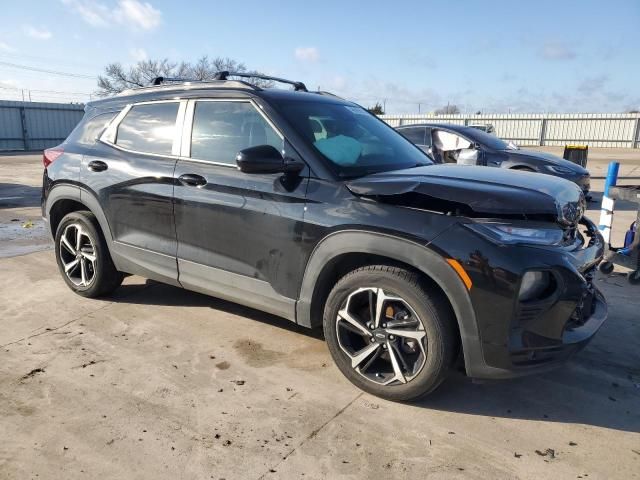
[{"x1": 367, "y1": 102, "x2": 385, "y2": 115}]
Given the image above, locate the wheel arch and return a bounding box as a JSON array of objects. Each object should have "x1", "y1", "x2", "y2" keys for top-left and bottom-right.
[
  {"x1": 46, "y1": 184, "x2": 114, "y2": 247},
  {"x1": 296, "y1": 231, "x2": 480, "y2": 363}
]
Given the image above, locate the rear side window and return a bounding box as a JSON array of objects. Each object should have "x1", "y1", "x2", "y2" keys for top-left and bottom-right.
[
  {"x1": 399, "y1": 127, "x2": 426, "y2": 146},
  {"x1": 66, "y1": 112, "x2": 116, "y2": 145},
  {"x1": 116, "y1": 102, "x2": 180, "y2": 155},
  {"x1": 190, "y1": 101, "x2": 282, "y2": 165}
]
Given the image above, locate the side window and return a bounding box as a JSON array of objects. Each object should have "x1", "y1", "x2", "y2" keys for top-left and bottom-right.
[
  {"x1": 399, "y1": 127, "x2": 426, "y2": 145},
  {"x1": 66, "y1": 112, "x2": 116, "y2": 145},
  {"x1": 190, "y1": 101, "x2": 282, "y2": 164},
  {"x1": 115, "y1": 102, "x2": 180, "y2": 155}
]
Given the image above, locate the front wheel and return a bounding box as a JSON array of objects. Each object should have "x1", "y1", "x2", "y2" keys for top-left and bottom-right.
[
  {"x1": 323, "y1": 265, "x2": 458, "y2": 402},
  {"x1": 54, "y1": 211, "x2": 123, "y2": 297}
]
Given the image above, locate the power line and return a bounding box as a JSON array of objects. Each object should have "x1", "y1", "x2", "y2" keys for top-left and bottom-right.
[
  {"x1": 0, "y1": 85, "x2": 93, "y2": 96},
  {"x1": 0, "y1": 51, "x2": 100, "y2": 71},
  {"x1": 0, "y1": 60, "x2": 96, "y2": 79}
]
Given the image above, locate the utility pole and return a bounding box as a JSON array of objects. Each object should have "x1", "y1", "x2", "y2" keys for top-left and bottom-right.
[
  {"x1": 418, "y1": 103, "x2": 421, "y2": 114},
  {"x1": 383, "y1": 99, "x2": 387, "y2": 113},
  {"x1": 28, "y1": 90, "x2": 31, "y2": 102},
  {"x1": 21, "y1": 89, "x2": 25, "y2": 102}
]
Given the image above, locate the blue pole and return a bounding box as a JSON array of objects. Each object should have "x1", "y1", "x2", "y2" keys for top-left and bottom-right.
[
  {"x1": 603, "y1": 162, "x2": 620, "y2": 197},
  {"x1": 599, "y1": 161, "x2": 620, "y2": 244}
]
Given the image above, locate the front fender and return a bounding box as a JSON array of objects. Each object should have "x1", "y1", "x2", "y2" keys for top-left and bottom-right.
[{"x1": 295, "y1": 229, "x2": 493, "y2": 376}]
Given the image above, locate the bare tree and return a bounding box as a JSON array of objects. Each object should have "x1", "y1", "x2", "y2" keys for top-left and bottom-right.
[
  {"x1": 434, "y1": 104, "x2": 461, "y2": 115},
  {"x1": 97, "y1": 56, "x2": 271, "y2": 96}
]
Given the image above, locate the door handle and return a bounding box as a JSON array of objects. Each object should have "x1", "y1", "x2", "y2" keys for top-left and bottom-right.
[
  {"x1": 178, "y1": 173, "x2": 207, "y2": 187},
  {"x1": 87, "y1": 160, "x2": 108, "y2": 172}
]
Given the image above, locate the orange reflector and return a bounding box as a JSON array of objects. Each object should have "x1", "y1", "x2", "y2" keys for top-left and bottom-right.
[{"x1": 446, "y1": 258, "x2": 472, "y2": 290}]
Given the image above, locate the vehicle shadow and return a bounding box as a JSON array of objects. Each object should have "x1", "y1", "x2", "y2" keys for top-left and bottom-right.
[
  {"x1": 110, "y1": 279, "x2": 639, "y2": 434},
  {"x1": 414, "y1": 276, "x2": 640, "y2": 435},
  {"x1": 0, "y1": 183, "x2": 41, "y2": 209},
  {"x1": 110, "y1": 280, "x2": 324, "y2": 340}
]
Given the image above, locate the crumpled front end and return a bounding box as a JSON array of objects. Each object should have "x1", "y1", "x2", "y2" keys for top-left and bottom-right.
[{"x1": 431, "y1": 216, "x2": 607, "y2": 379}]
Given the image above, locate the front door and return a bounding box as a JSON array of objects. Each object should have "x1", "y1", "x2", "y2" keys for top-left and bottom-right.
[{"x1": 173, "y1": 99, "x2": 308, "y2": 319}]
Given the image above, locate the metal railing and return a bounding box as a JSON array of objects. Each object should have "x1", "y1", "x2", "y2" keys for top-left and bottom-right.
[{"x1": 379, "y1": 113, "x2": 640, "y2": 148}]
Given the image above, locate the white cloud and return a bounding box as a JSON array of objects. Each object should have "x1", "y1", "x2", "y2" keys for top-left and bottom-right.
[
  {"x1": 114, "y1": 0, "x2": 162, "y2": 30},
  {"x1": 0, "y1": 41, "x2": 16, "y2": 53},
  {"x1": 61, "y1": 0, "x2": 110, "y2": 26},
  {"x1": 539, "y1": 41, "x2": 576, "y2": 60},
  {"x1": 23, "y1": 25, "x2": 53, "y2": 40},
  {"x1": 0, "y1": 79, "x2": 20, "y2": 88},
  {"x1": 294, "y1": 47, "x2": 319, "y2": 63},
  {"x1": 61, "y1": 0, "x2": 161, "y2": 31},
  {"x1": 129, "y1": 47, "x2": 148, "y2": 61},
  {"x1": 577, "y1": 75, "x2": 609, "y2": 95}
]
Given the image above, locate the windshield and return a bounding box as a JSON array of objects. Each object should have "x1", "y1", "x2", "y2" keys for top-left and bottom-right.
[
  {"x1": 276, "y1": 100, "x2": 432, "y2": 177},
  {"x1": 463, "y1": 127, "x2": 511, "y2": 150}
]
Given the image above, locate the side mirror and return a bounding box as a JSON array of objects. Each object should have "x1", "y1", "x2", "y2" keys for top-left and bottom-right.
[{"x1": 236, "y1": 145, "x2": 304, "y2": 174}]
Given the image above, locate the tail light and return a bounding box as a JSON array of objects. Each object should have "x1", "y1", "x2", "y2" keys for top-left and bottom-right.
[{"x1": 43, "y1": 147, "x2": 64, "y2": 168}]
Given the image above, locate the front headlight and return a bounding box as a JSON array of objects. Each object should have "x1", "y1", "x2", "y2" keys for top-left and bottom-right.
[
  {"x1": 466, "y1": 223, "x2": 564, "y2": 246},
  {"x1": 546, "y1": 165, "x2": 573, "y2": 175}
]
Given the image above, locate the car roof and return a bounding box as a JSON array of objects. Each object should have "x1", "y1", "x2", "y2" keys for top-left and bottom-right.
[{"x1": 397, "y1": 123, "x2": 478, "y2": 134}]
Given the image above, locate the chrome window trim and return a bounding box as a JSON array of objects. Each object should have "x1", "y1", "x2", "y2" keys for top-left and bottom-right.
[
  {"x1": 99, "y1": 97, "x2": 290, "y2": 170},
  {"x1": 182, "y1": 98, "x2": 285, "y2": 166},
  {"x1": 99, "y1": 99, "x2": 186, "y2": 158}
]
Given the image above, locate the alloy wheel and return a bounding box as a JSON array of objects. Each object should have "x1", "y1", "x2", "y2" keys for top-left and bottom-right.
[
  {"x1": 336, "y1": 287, "x2": 427, "y2": 386},
  {"x1": 59, "y1": 223, "x2": 97, "y2": 287}
]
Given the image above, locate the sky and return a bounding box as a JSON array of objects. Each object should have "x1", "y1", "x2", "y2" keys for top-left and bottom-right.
[{"x1": 0, "y1": 0, "x2": 638, "y2": 114}]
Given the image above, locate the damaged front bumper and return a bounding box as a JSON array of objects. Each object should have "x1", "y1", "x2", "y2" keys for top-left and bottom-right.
[{"x1": 432, "y1": 217, "x2": 607, "y2": 379}]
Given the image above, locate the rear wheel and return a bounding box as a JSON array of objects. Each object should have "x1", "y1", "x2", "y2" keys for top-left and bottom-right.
[
  {"x1": 628, "y1": 270, "x2": 640, "y2": 285},
  {"x1": 323, "y1": 265, "x2": 458, "y2": 401},
  {"x1": 54, "y1": 211, "x2": 123, "y2": 297}
]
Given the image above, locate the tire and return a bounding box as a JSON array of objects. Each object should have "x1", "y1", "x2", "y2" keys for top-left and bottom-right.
[
  {"x1": 54, "y1": 210, "x2": 123, "y2": 297},
  {"x1": 323, "y1": 265, "x2": 458, "y2": 402},
  {"x1": 628, "y1": 270, "x2": 640, "y2": 285},
  {"x1": 599, "y1": 261, "x2": 614, "y2": 275}
]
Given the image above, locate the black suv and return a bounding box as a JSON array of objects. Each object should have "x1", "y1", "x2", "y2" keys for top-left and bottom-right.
[
  {"x1": 42, "y1": 73, "x2": 607, "y2": 401},
  {"x1": 396, "y1": 123, "x2": 591, "y2": 196}
]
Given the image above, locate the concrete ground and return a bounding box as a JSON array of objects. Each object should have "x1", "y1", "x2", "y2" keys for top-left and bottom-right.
[{"x1": 1, "y1": 151, "x2": 639, "y2": 479}]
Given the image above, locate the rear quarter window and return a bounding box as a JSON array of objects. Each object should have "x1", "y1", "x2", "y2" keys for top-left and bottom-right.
[
  {"x1": 65, "y1": 112, "x2": 117, "y2": 146},
  {"x1": 115, "y1": 102, "x2": 180, "y2": 155}
]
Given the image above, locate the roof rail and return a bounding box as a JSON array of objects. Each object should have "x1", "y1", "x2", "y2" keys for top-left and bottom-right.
[
  {"x1": 151, "y1": 76, "x2": 195, "y2": 86},
  {"x1": 213, "y1": 71, "x2": 308, "y2": 92},
  {"x1": 315, "y1": 91, "x2": 344, "y2": 100}
]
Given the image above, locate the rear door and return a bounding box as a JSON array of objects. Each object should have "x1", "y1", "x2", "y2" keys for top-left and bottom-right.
[
  {"x1": 173, "y1": 98, "x2": 308, "y2": 319},
  {"x1": 87, "y1": 100, "x2": 186, "y2": 285}
]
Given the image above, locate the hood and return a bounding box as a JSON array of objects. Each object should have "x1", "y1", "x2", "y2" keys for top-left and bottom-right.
[
  {"x1": 505, "y1": 149, "x2": 588, "y2": 174},
  {"x1": 346, "y1": 165, "x2": 585, "y2": 224}
]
